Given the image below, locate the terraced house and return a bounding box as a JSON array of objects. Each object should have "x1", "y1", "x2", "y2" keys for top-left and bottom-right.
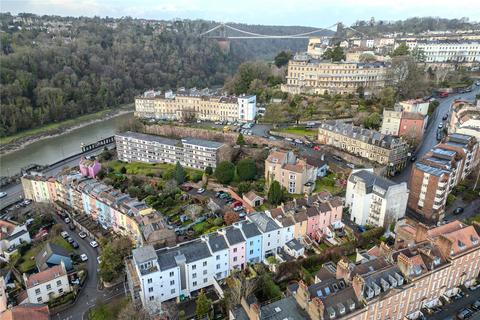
[
  {"x1": 318, "y1": 121, "x2": 409, "y2": 174},
  {"x1": 126, "y1": 212, "x2": 297, "y2": 312},
  {"x1": 21, "y1": 172, "x2": 176, "y2": 247},
  {"x1": 134, "y1": 89, "x2": 257, "y2": 122},
  {"x1": 115, "y1": 131, "x2": 226, "y2": 170}
]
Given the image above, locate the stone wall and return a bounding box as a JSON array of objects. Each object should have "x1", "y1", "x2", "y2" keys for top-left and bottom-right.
[{"x1": 142, "y1": 124, "x2": 289, "y2": 149}]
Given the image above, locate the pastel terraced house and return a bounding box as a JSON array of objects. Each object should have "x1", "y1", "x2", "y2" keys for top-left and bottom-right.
[{"x1": 222, "y1": 227, "x2": 246, "y2": 271}]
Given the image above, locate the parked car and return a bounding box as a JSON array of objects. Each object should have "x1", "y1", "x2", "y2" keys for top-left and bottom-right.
[
  {"x1": 457, "y1": 308, "x2": 473, "y2": 319},
  {"x1": 284, "y1": 137, "x2": 293, "y2": 142},
  {"x1": 219, "y1": 193, "x2": 230, "y2": 199},
  {"x1": 66, "y1": 237, "x2": 74, "y2": 244},
  {"x1": 294, "y1": 139, "x2": 303, "y2": 144},
  {"x1": 438, "y1": 123, "x2": 443, "y2": 129},
  {"x1": 78, "y1": 231, "x2": 87, "y2": 239},
  {"x1": 61, "y1": 231, "x2": 69, "y2": 239},
  {"x1": 197, "y1": 188, "x2": 205, "y2": 194},
  {"x1": 64, "y1": 217, "x2": 71, "y2": 223},
  {"x1": 80, "y1": 254, "x2": 88, "y2": 262},
  {"x1": 90, "y1": 241, "x2": 99, "y2": 248},
  {"x1": 71, "y1": 241, "x2": 79, "y2": 249},
  {"x1": 215, "y1": 191, "x2": 225, "y2": 198},
  {"x1": 69, "y1": 224, "x2": 75, "y2": 231},
  {"x1": 346, "y1": 163, "x2": 355, "y2": 169},
  {"x1": 332, "y1": 155, "x2": 343, "y2": 162},
  {"x1": 97, "y1": 256, "x2": 102, "y2": 264},
  {"x1": 439, "y1": 91, "x2": 449, "y2": 98},
  {"x1": 232, "y1": 201, "x2": 242, "y2": 208},
  {"x1": 471, "y1": 299, "x2": 480, "y2": 311},
  {"x1": 313, "y1": 145, "x2": 321, "y2": 151},
  {"x1": 469, "y1": 283, "x2": 480, "y2": 291},
  {"x1": 410, "y1": 156, "x2": 417, "y2": 162},
  {"x1": 0, "y1": 192, "x2": 6, "y2": 198},
  {"x1": 453, "y1": 207, "x2": 464, "y2": 215},
  {"x1": 234, "y1": 206, "x2": 244, "y2": 212}
]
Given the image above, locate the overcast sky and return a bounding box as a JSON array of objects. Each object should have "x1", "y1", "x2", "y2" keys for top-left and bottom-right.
[{"x1": 2, "y1": 0, "x2": 479, "y2": 27}]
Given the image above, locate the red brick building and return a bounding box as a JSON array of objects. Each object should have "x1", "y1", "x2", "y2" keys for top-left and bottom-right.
[{"x1": 398, "y1": 112, "x2": 426, "y2": 143}]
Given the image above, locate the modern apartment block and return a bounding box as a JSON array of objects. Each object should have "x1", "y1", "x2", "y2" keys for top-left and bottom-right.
[
  {"x1": 134, "y1": 89, "x2": 257, "y2": 122},
  {"x1": 346, "y1": 169, "x2": 409, "y2": 228},
  {"x1": 126, "y1": 213, "x2": 296, "y2": 312},
  {"x1": 264, "y1": 150, "x2": 319, "y2": 194},
  {"x1": 408, "y1": 133, "x2": 478, "y2": 223},
  {"x1": 115, "y1": 131, "x2": 225, "y2": 170},
  {"x1": 317, "y1": 121, "x2": 409, "y2": 173},
  {"x1": 402, "y1": 40, "x2": 480, "y2": 63},
  {"x1": 21, "y1": 172, "x2": 176, "y2": 247},
  {"x1": 281, "y1": 53, "x2": 389, "y2": 95}
]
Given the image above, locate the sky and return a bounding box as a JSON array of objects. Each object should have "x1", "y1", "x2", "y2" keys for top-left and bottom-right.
[{"x1": 2, "y1": 0, "x2": 480, "y2": 28}]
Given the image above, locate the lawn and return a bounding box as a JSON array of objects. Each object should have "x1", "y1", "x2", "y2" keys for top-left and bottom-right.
[
  {"x1": 107, "y1": 161, "x2": 202, "y2": 177},
  {"x1": 0, "y1": 106, "x2": 132, "y2": 146},
  {"x1": 17, "y1": 236, "x2": 73, "y2": 273},
  {"x1": 314, "y1": 173, "x2": 343, "y2": 195},
  {"x1": 88, "y1": 298, "x2": 128, "y2": 320},
  {"x1": 277, "y1": 126, "x2": 317, "y2": 138}
]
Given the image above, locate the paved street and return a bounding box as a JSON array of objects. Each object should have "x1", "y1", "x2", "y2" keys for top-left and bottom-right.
[
  {"x1": 0, "y1": 144, "x2": 114, "y2": 210},
  {"x1": 392, "y1": 86, "x2": 480, "y2": 184},
  {"x1": 52, "y1": 214, "x2": 126, "y2": 320},
  {"x1": 427, "y1": 288, "x2": 480, "y2": 320}
]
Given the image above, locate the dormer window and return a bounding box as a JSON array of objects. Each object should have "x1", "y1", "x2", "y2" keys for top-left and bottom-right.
[
  {"x1": 337, "y1": 303, "x2": 346, "y2": 315},
  {"x1": 433, "y1": 257, "x2": 441, "y2": 266},
  {"x1": 373, "y1": 282, "x2": 381, "y2": 296},
  {"x1": 458, "y1": 240, "x2": 466, "y2": 251},
  {"x1": 381, "y1": 278, "x2": 390, "y2": 291},
  {"x1": 394, "y1": 273, "x2": 404, "y2": 286},
  {"x1": 388, "y1": 275, "x2": 397, "y2": 287},
  {"x1": 327, "y1": 307, "x2": 336, "y2": 319},
  {"x1": 471, "y1": 236, "x2": 479, "y2": 246},
  {"x1": 365, "y1": 286, "x2": 374, "y2": 299}
]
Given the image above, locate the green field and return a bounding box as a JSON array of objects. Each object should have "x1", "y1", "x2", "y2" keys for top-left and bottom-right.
[
  {"x1": 276, "y1": 126, "x2": 317, "y2": 138},
  {"x1": 0, "y1": 106, "x2": 132, "y2": 146},
  {"x1": 107, "y1": 161, "x2": 203, "y2": 177}
]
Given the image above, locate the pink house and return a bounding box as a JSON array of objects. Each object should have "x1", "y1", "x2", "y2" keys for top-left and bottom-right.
[
  {"x1": 222, "y1": 227, "x2": 246, "y2": 270},
  {"x1": 305, "y1": 197, "x2": 343, "y2": 240},
  {"x1": 79, "y1": 157, "x2": 101, "y2": 178}
]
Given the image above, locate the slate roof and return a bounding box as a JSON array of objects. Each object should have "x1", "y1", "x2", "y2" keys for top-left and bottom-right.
[
  {"x1": 285, "y1": 239, "x2": 304, "y2": 252},
  {"x1": 259, "y1": 296, "x2": 308, "y2": 320},
  {"x1": 208, "y1": 233, "x2": 228, "y2": 252},
  {"x1": 35, "y1": 243, "x2": 71, "y2": 271},
  {"x1": 225, "y1": 227, "x2": 245, "y2": 246},
  {"x1": 240, "y1": 222, "x2": 261, "y2": 238},
  {"x1": 349, "y1": 170, "x2": 396, "y2": 193},
  {"x1": 157, "y1": 240, "x2": 212, "y2": 271},
  {"x1": 132, "y1": 246, "x2": 157, "y2": 264},
  {"x1": 249, "y1": 212, "x2": 279, "y2": 233}
]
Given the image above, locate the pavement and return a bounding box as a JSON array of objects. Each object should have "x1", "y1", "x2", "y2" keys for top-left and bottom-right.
[
  {"x1": 0, "y1": 145, "x2": 114, "y2": 210},
  {"x1": 426, "y1": 287, "x2": 480, "y2": 320},
  {"x1": 52, "y1": 213, "x2": 126, "y2": 320}
]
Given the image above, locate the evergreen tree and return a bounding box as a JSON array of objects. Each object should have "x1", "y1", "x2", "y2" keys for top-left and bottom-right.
[
  {"x1": 236, "y1": 133, "x2": 246, "y2": 145},
  {"x1": 205, "y1": 166, "x2": 213, "y2": 175},
  {"x1": 196, "y1": 290, "x2": 212, "y2": 319},
  {"x1": 214, "y1": 161, "x2": 235, "y2": 184},
  {"x1": 268, "y1": 181, "x2": 283, "y2": 205},
  {"x1": 175, "y1": 161, "x2": 186, "y2": 185},
  {"x1": 236, "y1": 158, "x2": 257, "y2": 181}
]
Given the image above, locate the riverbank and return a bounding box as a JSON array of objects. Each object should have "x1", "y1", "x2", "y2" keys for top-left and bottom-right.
[{"x1": 0, "y1": 106, "x2": 133, "y2": 156}]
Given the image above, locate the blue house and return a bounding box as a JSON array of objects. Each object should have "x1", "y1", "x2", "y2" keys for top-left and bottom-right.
[
  {"x1": 35, "y1": 243, "x2": 73, "y2": 271},
  {"x1": 240, "y1": 221, "x2": 263, "y2": 264}
]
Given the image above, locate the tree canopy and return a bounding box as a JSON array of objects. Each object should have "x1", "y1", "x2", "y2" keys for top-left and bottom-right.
[
  {"x1": 268, "y1": 181, "x2": 283, "y2": 205},
  {"x1": 274, "y1": 51, "x2": 292, "y2": 67},
  {"x1": 195, "y1": 290, "x2": 213, "y2": 319},
  {"x1": 214, "y1": 161, "x2": 236, "y2": 184},
  {"x1": 236, "y1": 158, "x2": 257, "y2": 181},
  {"x1": 175, "y1": 162, "x2": 186, "y2": 185},
  {"x1": 322, "y1": 44, "x2": 345, "y2": 62}
]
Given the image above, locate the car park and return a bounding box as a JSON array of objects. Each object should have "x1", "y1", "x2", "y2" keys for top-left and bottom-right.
[
  {"x1": 90, "y1": 241, "x2": 99, "y2": 248},
  {"x1": 80, "y1": 254, "x2": 88, "y2": 262},
  {"x1": 61, "y1": 231, "x2": 69, "y2": 239},
  {"x1": 78, "y1": 231, "x2": 87, "y2": 239}
]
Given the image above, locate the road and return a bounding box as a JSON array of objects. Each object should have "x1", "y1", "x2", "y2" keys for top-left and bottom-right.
[
  {"x1": 426, "y1": 288, "x2": 480, "y2": 320},
  {"x1": 53, "y1": 214, "x2": 126, "y2": 320},
  {"x1": 392, "y1": 86, "x2": 480, "y2": 184},
  {"x1": 0, "y1": 144, "x2": 114, "y2": 210}
]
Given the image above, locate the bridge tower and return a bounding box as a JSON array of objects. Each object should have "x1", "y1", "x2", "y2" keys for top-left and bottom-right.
[{"x1": 216, "y1": 24, "x2": 230, "y2": 53}]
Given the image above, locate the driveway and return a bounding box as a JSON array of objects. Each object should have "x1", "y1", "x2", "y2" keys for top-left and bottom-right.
[{"x1": 53, "y1": 214, "x2": 126, "y2": 320}]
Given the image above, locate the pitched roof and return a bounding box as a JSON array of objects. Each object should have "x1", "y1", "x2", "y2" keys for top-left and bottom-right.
[
  {"x1": 249, "y1": 212, "x2": 279, "y2": 233},
  {"x1": 243, "y1": 191, "x2": 262, "y2": 202},
  {"x1": 349, "y1": 169, "x2": 397, "y2": 193},
  {"x1": 240, "y1": 222, "x2": 261, "y2": 239},
  {"x1": 132, "y1": 246, "x2": 157, "y2": 264},
  {"x1": 443, "y1": 225, "x2": 479, "y2": 256},
  {"x1": 35, "y1": 243, "x2": 71, "y2": 271},
  {"x1": 25, "y1": 265, "x2": 66, "y2": 288},
  {"x1": 1, "y1": 303, "x2": 50, "y2": 320},
  {"x1": 157, "y1": 240, "x2": 212, "y2": 271},
  {"x1": 266, "y1": 150, "x2": 288, "y2": 164},
  {"x1": 225, "y1": 227, "x2": 245, "y2": 245},
  {"x1": 207, "y1": 233, "x2": 228, "y2": 252}
]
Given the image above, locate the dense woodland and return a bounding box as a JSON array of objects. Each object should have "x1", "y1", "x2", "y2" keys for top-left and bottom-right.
[{"x1": 0, "y1": 13, "x2": 320, "y2": 136}]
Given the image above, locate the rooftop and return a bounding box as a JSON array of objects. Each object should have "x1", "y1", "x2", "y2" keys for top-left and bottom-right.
[
  {"x1": 249, "y1": 212, "x2": 279, "y2": 233},
  {"x1": 25, "y1": 265, "x2": 66, "y2": 288},
  {"x1": 156, "y1": 240, "x2": 212, "y2": 271},
  {"x1": 349, "y1": 169, "x2": 397, "y2": 194}
]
